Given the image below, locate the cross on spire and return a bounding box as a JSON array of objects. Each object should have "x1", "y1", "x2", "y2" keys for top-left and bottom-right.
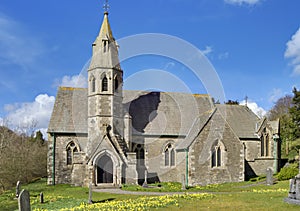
[{"x1": 103, "y1": 0, "x2": 110, "y2": 13}]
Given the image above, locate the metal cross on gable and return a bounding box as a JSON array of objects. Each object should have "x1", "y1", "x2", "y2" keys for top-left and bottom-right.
[{"x1": 103, "y1": 0, "x2": 110, "y2": 12}]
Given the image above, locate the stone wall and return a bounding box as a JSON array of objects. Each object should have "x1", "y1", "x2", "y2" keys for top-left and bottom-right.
[
  {"x1": 247, "y1": 158, "x2": 275, "y2": 177},
  {"x1": 47, "y1": 133, "x2": 88, "y2": 185},
  {"x1": 243, "y1": 141, "x2": 260, "y2": 161},
  {"x1": 134, "y1": 136, "x2": 186, "y2": 183},
  {"x1": 189, "y1": 111, "x2": 244, "y2": 186}
]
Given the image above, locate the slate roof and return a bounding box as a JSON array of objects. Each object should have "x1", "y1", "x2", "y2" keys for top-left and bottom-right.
[
  {"x1": 48, "y1": 87, "x2": 88, "y2": 134},
  {"x1": 48, "y1": 87, "x2": 262, "y2": 140},
  {"x1": 216, "y1": 104, "x2": 260, "y2": 139},
  {"x1": 123, "y1": 90, "x2": 213, "y2": 136}
]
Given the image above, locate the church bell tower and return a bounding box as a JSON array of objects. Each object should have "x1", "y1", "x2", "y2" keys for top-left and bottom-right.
[{"x1": 87, "y1": 9, "x2": 124, "y2": 147}]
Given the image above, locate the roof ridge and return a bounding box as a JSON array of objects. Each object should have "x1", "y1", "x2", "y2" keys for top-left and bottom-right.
[{"x1": 59, "y1": 86, "x2": 87, "y2": 91}]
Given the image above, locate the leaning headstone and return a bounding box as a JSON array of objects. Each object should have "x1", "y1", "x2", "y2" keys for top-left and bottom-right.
[
  {"x1": 16, "y1": 181, "x2": 21, "y2": 198},
  {"x1": 266, "y1": 168, "x2": 273, "y2": 185},
  {"x1": 88, "y1": 183, "x2": 93, "y2": 204},
  {"x1": 40, "y1": 192, "x2": 44, "y2": 204},
  {"x1": 181, "y1": 174, "x2": 186, "y2": 190},
  {"x1": 18, "y1": 189, "x2": 30, "y2": 211}
]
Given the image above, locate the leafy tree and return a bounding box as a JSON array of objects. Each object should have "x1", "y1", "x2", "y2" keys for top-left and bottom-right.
[
  {"x1": 30, "y1": 130, "x2": 45, "y2": 145},
  {"x1": 276, "y1": 88, "x2": 300, "y2": 159},
  {"x1": 290, "y1": 87, "x2": 300, "y2": 138}
]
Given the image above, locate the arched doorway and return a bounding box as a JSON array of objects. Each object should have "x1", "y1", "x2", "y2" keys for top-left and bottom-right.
[{"x1": 97, "y1": 155, "x2": 113, "y2": 184}]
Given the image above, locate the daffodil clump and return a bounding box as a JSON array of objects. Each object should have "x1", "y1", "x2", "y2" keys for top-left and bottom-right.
[
  {"x1": 33, "y1": 193, "x2": 214, "y2": 211},
  {"x1": 193, "y1": 183, "x2": 220, "y2": 190},
  {"x1": 250, "y1": 188, "x2": 288, "y2": 194}
]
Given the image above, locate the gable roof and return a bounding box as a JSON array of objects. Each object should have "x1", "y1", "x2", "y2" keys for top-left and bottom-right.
[
  {"x1": 48, "y1": 88, "x2": 213, "y2": 136},
  {"x1": 48, "y1": 87, "x2": 88, "y2": 134},
  {"x1": 48, "y1": 88, "x2": 261, "y2": 141},
  {"x1": 269, "y1": 119, "x2": 279, "y2": 134},
  {"x1": 176, "y1": 108, "x2": 215, "y2": 150},
  {"x1": 123, "y1": 90, "x2": 213, "y2": 136},
  {"x1": 216, "y1": 104, "x2": 260, "y2": 139}
]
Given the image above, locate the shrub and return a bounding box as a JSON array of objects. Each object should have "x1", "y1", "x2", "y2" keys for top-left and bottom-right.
[{"x1": 277, "y1": 163, "x2": 299, "y2": 181}]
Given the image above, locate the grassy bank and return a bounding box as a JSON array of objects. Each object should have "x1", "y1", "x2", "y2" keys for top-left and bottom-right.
[{"x1": 0, "y1": 178, "x2": 299, "y2": 210}]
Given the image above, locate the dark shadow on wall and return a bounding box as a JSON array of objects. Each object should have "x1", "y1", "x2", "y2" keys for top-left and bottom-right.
[
  {"x1": 124, "y1": 92, "x2": 161, "y2": 185},
  {"x1": 245, "y1": 160, "x2": 257, "y2": 180},
  {"x1": 125, "y1": 92, "x2": 161, "y2": 133}
]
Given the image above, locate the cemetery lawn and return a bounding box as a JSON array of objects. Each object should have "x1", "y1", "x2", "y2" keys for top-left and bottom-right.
[{"x1": 0, "y1": 178, "x2": 300, "y2": 210}]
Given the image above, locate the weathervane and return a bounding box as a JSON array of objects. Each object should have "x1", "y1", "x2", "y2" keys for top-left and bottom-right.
[{"x1": 103, "y1": 0, "x2": 110, "y2": 13}]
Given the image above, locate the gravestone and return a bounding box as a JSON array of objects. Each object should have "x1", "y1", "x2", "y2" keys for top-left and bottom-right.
[
  {"x1": 266, "y1": 168, "x2": 273, "y2": 185},
  {"x1": 284, "y1": 152, "x2": 300, "y2": 205},
  {"x1": 16, "y1": 181, "x2": 21, "y2": 198},
  {"x1": 288, "y1": 178, "x2": 296, "y2": 199},
  {"x1": 40, "y1": 192, "x2": 44, "y2": 204},
  {"x1": 296, "y1": 179, "x2": 300, "y2": 200},
  {"x1": 181, "y1": 174, "x2": 186, "y2": 190},
  {"x1": 88, "y1": 183, "x2": 93, "y2": 204},
  {"x1": 18, "y1": 189, "x2": 30, "y2": 211}
]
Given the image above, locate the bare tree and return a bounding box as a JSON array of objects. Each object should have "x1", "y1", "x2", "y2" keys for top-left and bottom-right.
[
  {"x1": 267, "y1": 95, "x2": 293, "y2": 121},
  {"x1": 0, "y1": 121, "x2": 47, "y2": 192}
]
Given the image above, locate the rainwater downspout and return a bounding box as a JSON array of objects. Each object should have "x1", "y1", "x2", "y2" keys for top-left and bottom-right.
[
  {"x1": 185, "y1": 148, "x2": 189, "y2": 187},
  {"x1": 273, "y1": 134, "x2": 279, "y2": 174},
  {"x1": 52, "y1": 133, "x2": 56, "y2": 185}
]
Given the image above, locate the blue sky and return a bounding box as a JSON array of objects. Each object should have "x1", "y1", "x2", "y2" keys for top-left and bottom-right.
[{"x1": 0, "y1": 0, "x2": 300, "y2": 135}]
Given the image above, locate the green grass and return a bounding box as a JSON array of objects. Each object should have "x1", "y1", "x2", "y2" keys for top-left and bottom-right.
[
  {"x1": 1, "y1": 178, "x2": 300, "y2": 210},
  {"x1": 0, "y1": 178, "x2": 140, "y2": 211}
]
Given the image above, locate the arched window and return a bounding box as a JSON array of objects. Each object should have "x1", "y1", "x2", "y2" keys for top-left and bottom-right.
[
  {"x1": 211, "y1": 141, "x2": 224, "y2": 168},
  {"x1": 261, "y1": 136, "x2": 265, "y2": 156},
  {"x1": 103, "y1": 39, "x2": 109, "y2": 53},
  {"x1": 91, "y1": 77, "x2": 96, "y2": 92},
  {"x1": 265, "y1": 134, "x2": 269, "y2": 156},
  {"x1": 114, "y1": 77, "x2": 119, "y2": 93},
  {"x1": 165, "y1": 144, "x2": 175, "y2": 167},
  {"x1": 134, "y1": 144, "x2": 144, "y2": 167},
  {"x1": 217, "y1": 147, "x2": 221, "y2": 167},
  {"x1": 102, "y1": 76, "x2": 108, "y2": 92},
  {"x1": 66, "y1": 141, "x2": 79, "y2": 165},
  {"x1": 261, "y1": 132, "x2": 270, "y2": 157}
]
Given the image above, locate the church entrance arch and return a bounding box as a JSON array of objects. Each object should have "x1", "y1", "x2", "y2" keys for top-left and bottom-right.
[{"x1": 96, "y1": 154, "x2": 113, "y2": 184}]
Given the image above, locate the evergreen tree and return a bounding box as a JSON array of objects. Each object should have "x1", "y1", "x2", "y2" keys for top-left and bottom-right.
[{"x1": 290, "y1": 87, "x2": 300, "y2": 138}]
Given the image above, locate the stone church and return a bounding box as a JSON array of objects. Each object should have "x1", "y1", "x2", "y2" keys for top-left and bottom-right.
[{"x1": 47, "y1": 10, "x2": 281, "y2": 187}]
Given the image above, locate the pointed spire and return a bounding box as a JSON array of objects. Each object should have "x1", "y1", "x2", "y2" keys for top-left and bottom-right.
[
  {"x1": 97, "y1": 11, "x2": 114, "y2": 41},
  {"x1": 89, "y1": 3, "x2": 121, "y2": 70}
]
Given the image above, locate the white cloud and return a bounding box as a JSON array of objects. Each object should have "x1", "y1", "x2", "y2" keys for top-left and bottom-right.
[
  {"x1": 201, "y1": 46, "x2": 213, "y2": 55},
  {"x1": 218, "y1": 52, "x2": 229, "y2": 60},
  {"x1": 285, "y1": 28, "x2": 300, "y2": 76},
  {"x1": 5, "y1": 94, "x2": 55, "y2": 138},
  {"x1": 53, "y1": 74, "x2": 87, "y2": 88},
  {"x1": 224, "y1": 0, "x2": 261, "y2": 5},
  {"x1": 0, "y1": 14, "x2": 44, "y2": 68},
  {"x1": 240, "y1": 100, "x2": 266, "y2": 118},
  {"x1": 269, "y1": 88, "x2": 283, "y2": 103}
]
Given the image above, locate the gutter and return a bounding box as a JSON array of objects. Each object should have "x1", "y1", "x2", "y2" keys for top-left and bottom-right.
[{"x1": 185, "y1": 148, "x2": 189, "y2": 187}]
